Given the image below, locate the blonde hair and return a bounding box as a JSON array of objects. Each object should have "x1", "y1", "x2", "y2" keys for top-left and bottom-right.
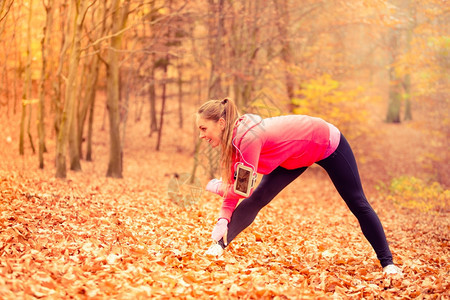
[{"x1": 197, "y1": 98, "x2": 240, "y2": 184}]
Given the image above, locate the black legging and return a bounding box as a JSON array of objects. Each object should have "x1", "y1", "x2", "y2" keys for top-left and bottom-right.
[{"x1": 218, "y1": 134, "x2": 393, "y2": 267}]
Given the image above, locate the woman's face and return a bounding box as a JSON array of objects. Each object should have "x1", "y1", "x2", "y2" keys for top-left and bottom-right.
[{"x1": 196, "y1": 115, "x2": 225, "y2": 148}]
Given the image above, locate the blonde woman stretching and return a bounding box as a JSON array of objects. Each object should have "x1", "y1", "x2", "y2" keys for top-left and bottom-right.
[{"x1": 196, "y1": 98, "x2": 401, "y2": 274}]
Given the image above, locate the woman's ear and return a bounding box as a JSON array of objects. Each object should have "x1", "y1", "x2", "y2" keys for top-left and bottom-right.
[{"x1": 219, "y1": 118, "x2": 226, "y2": 131}]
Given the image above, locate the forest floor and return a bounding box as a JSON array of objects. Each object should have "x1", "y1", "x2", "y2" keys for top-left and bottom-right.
[{"x1": 0, "y1": 98, "x2": 448, "y2": 299}]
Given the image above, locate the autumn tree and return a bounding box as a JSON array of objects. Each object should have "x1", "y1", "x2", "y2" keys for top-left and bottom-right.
[
  {"x1": 19, "y1": 0, "x2": 35, "y2": 156},
  {"x1": 197, "y1": 0, "x2": 226, "y2": 179},
  {"x1": 384, "y1": 0, "x2": 443, "y2": 123},
  {"x1": 228, "y1": 0, "x2": 265, "y2": 109},
  {"x1": 105, "y1": 0, "x2": 131, "y2": 178},
  {"x1": 79, "y1": 1, "x2": 107, "y2": 161},
  {"x1": 273, "y1": 0, "x2": 294, "y2": 102},
  {"x1": 155, "y1": 1, "x2": 172, "y2": 152},
  {"x1": 56, "y1": 0, "x2": 90, "y2": 178},
  {"x1": 154, "y1": 0, "x2": 190, "y2": 150},
  {"x1": 402, "y1": 0, "x2": 449, "y2": 185},
  {"x1": 402, "y1": 0, "x2": 414, "y2": 121},
  {"x1": 0, "y1": 0, "x2": 15, "y2": 116},
  {"x1": 207, "y1": 0, "x2": 225, "y2": 100},
  {"x1": 386, "y1": 26, "x2": 402, "y2": 123},
  {"x1": 147, "y1": 0, "x2": 159, "y2": 136},
  {"x1": 385, "y1": 0, "x2": 413, "y2": 123},
  {"x1": 37, "y1": 0, "x2": 54, "y2": 169},
  {"x1": 52, "y1": 2, "x2": 69, "y2": 137}
]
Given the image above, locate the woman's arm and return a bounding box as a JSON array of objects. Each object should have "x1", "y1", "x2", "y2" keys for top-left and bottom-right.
[{"x1": 218, "y1": 135, "x2": 263, "y2": 221}]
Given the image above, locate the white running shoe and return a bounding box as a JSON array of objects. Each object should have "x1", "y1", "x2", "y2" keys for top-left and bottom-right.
[
  {"x1": 205, "y1": 243, "x2": 224, "y2": 257},
  {"x1": 383, "y1": 264, "x2": 402, "y2": 275}
]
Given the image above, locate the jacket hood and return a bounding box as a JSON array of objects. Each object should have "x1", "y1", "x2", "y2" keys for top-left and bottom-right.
[{"x1": 233, "y1": 114, "x2": 263, "y2": 142}]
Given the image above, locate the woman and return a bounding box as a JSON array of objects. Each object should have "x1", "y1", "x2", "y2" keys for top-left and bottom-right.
[{"x1": 196, "y1": 98, "x2": 401, "y2": 274}]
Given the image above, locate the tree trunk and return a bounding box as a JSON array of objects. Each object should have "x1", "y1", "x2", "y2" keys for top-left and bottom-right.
[
  {"x1": 86, "y1": 86, "x2": 96, "y2": 161},
  {"x1": 403, "y1": 0, "x2": 414, "y2": 121},
  {"x1": 274, "y1": 0, "x2": 295, "y2": 103},
  {"x1": 86, "y1": 1, "x2": 107, "y2": 161},
  {"x1": 121, "y1": 67, "x2": 131, "y2": 152},
  {"x1": 38, "y1": 0, "x2": 54, "y2": 169},
  {"x1": 207, "y1": 0, "x2": 225, "y2": 99},
  {"x1": 106, "y1": 0, "x2": 130, "y2": 178},
  {"x1": 386, "y1": 85, "x2": 402, "y2": 123},
  {"x1": 230, "y1": 1, "x2": 260, "y2": 109},
  {"x1": 13, "y1": 21, "x2": 19, "y2": 115},
  {"x1": 78, "y1": 54, "x2": 100, "y2": 159},
  {"x1": 19, "y1": 102, "x2": 26, "y2": 155},
  {"x1": 403, "y1": 73, "x2": 412, "y2": 121},
  {"x1": 19, "y1": 0, "x2": 33, "y2": 156},
  {"x1": 106, "y1": 45, "x2": 123, "y2": 177},
  {"x1": 1, "y1": 5, "x2": 12, "y2": 117},
  {"x1": 190, "y1": 0, "x2": 225, "y2": 180},
  {"x1": 53, "y1": 2, "x2": 70, "y2": 137},
  {"x1": 386, "y1": 29, "x2": 402, "y2": 123},
  {"x1": 149, "y1": 58, "x2": 158, "y2": 136},
  {"x1": 148, "y1": 1, "x2": 158, "y2": 136},
  {"x1": 27, "y1": 98, "x2": 36, "y2": 154},
  {"x1": 56, "y1": 0, "x2": 83, "y2": 178},
  {"x1": 177, "y1": 60, "x2": 183, "y2": 129},
  {"x1": 156, "y1": 56, "x2": 168, "y2": 151},
  {"x1": 68, "y1": 1, "x2": 89, "y2": 172}
]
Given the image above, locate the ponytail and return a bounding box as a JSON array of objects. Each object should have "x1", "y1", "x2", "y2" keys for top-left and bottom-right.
[{"x1": 197, "y1": 98, "x2": 240, "y2": 184}]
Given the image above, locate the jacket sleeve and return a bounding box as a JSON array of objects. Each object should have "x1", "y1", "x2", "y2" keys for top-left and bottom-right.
[{"x1": 218, "y1": 134, "x2": 263, "y2": 221}]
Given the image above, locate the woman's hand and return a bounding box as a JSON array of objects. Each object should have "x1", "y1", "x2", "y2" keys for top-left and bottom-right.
[
  {"x1": 211, "y1": 218, "x2": 228, "y2": 242},
  {"x1": 206, "y1": 178, "x2": 224, "y2": 196}
]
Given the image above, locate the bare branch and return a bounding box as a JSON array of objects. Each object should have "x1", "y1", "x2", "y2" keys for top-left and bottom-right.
[
  {"x1": 81, "y1": 3, "x2": 189, "y2": 52},
  {"x1": 0, "y1": 0, "x2": 14, "y2": 23}
]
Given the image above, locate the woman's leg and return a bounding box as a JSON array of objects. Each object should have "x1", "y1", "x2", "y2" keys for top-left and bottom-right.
[
  {"x1": 316, "y1": 134, "x2": 394, "y2": 267},
  {"x1": 218, "y1": 166, "x2": 307, "y2": 248}
]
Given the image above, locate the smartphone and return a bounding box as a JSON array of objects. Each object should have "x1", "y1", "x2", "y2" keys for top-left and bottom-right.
[{"x1": 234, "y1": 163, "x2": 256, "y2": 197}]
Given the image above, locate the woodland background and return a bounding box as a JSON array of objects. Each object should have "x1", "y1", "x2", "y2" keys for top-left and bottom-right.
[{"x1": 0, "y1": 0, "x2": 449, "y2": 298}]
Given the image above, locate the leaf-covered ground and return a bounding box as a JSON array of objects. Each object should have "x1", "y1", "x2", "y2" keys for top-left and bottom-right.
[{"x1": 0, "y1": 106, "x2": 449, "y2": 299}]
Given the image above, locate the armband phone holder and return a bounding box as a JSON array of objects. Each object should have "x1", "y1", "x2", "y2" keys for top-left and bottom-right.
[{"x1": 233, "y1": 163, "x2": 257, "y2": 197}]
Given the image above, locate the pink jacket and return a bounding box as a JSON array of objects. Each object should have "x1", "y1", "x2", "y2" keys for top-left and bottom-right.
[{"x1": 219, "y1": 114, "x2": 340, "y2": 221}]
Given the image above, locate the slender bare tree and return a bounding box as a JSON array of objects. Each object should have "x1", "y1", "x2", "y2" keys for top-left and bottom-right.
[
  {"x1": 106, "y1": 0, "x2": 131, "y2": 178},
  {"x1": 79, "y1": 1, "x2": 107, "y2": 161},
  {"x1": 37, "y1": 0, "x2": 55, "y2": 169},
  {"x1": 19, "y1": 0, "x2": 35, "y2": 156},
  {"x1": 56, "y1": 0, "x2": 88, "y2": 178}
]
